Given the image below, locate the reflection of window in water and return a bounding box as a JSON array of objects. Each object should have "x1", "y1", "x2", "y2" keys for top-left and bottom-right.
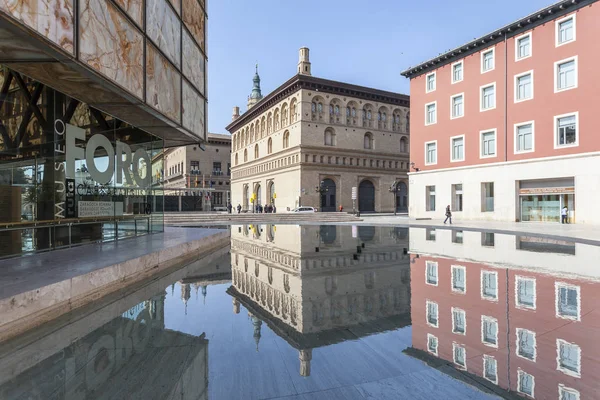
[
  {"x1": 319, "y1": 225, "x2": 337, "y2": 245},
  {"x1": 358, "y1": 226, "x2": 375, "y2": 242},
  {"x1": 557, "y1": 284, "x2": 579, "y2": 319},
  {"x1": 516, "y1": 236, "x2": 575, "y2": 255}
]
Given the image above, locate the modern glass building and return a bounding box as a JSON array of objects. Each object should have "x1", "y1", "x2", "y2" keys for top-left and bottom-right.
[{"x1": 0, "y1": 0, "x2": 207, "y2": 258}]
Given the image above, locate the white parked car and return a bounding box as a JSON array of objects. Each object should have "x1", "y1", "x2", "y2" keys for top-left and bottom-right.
[{"x1": 290, "y1": 206, "x2": 317, "y2": 213}]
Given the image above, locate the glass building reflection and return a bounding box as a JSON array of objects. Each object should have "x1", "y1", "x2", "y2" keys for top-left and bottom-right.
[
  {"x1": 407, "y1": 227, "x2": 600, "y2": 399},
  {"x1": 228, "y1": 225, "x2": 411, "y2": 376}
]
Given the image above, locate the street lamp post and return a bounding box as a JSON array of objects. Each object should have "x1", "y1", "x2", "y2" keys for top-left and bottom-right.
[
  {"x1": 389, "y1": 181, "x2": 399, "y2": 216},
  {"x1": 315, "y1": 180, "x2": 328, "y2": 211}
]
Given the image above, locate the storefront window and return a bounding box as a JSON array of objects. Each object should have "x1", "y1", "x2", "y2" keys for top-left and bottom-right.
[
  {"x1": 520, "y1": 195, "x2": 560, "y2": 222},
  {"x1": 0, "y1": 69, "x2": 164, "y2": 258}
]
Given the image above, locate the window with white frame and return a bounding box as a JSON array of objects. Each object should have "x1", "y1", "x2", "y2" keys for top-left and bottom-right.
[
  {"x1": 426, "y1": 102, "x2": 437, "y2": 125},
  {"x1": 483, "y1": 356, "x2": 497, "y2": 383},
  {"x1": 559, "y1": 385, "x2": 580, "y2": 400},
  {"x1": 516, "y1": 276, "x2": 536, "y2": 309},
  {"x1": 452, "y1": 266, "x2": 466, "y2": 293},
  {"x1": 482, "y1": 49, "x2": 494, "y2": 72},
  {"x1": 451, "y1": 94, "x2": 464, "y2": 118},
  {"x1": 452, "y1": 61, "x2": 463, "y2": 83},
  {"x1": 426, "y1": 301, "x2": 439, "y2": 327},
  {"x1": 426, "y1": 261, "x2": 438, "y2": 285},
  {"x1": 426, "y1": 72, "x2": 436, "y2": 92},
  {"x1": 516, "y1": 72, "x2": 533, "y2": 102},
  {"x1": 482, "y1": 316, "x2": 498, "y2": 346},
  {"x1": 556, "y1": 283, "x2": 580, "y2": 320},
  {"x1": 555, "y1": 113, "x2": 578, "y2": 148},
  {"x1": 517, "y1": 328, "x2": 536, "y2": 361},
  {"x1": 557, "y1": 339, "x2": 581, "y2": 376},
  {"x1": 515, "y1": 122, "x2": 534, "y2": 153},
  {"x1": 451, "y1": 136, "x2": 464, "y2": 161},
  {"x1": 482, "y1": 271, "x2": 498, "y2": 300},
  {"x1": 453, "y1": 343, "x2": 466, "y2": 368},
  {"x1": 426, "y1": 142, "x2": 437, "y2": 165},
  {"x1": 481, "y1": 84, "x2": 495, "y2": 110},
  {"x1": 481, "y1": 130, "x2": 496, "y2": 157},
  {"x1": 518, "y1": 370, "x2": 535, "y2": 397},
  {"x1": 452, "y1": 308, "x2": 466, "y2": 334},
  {"x1": 556, "y1": 58, "x2": 577, "y2": 91},
  {"x1": 516, "y1": 33, "x2": 531, "y2": 60},
  {"x1": 557, "y1": 15, "x2": 575, "y2": 46},
  {"x1": 427, "y1": 334, "x2": 438, "y2": 355}
]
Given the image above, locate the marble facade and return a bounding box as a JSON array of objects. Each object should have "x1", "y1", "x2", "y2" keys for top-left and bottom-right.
[
  {"x1": 114, "y1": 0, "x2": 143, "y2": 27},
  {"x1": 183, "y1": 80, "x2": 205, "y2": 136},
  {"x1": 182, "y1": 28, "x2": 205, "y2": 94},
  {"x1": 147, "y1": 0, "x2": 181, "y2": 68},
  {"x1": 182, "y1": 0, "x2": 205, "y2": 52},
  {"x1": 0, "y1": 0, "x2": 74, "y2": 53},
  {"x1": 147, "y1": 43, "x2": 181, "y2": 122}
]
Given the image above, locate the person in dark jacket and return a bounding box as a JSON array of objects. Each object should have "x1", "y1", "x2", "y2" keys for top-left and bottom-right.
[
  {"x1": 237, "y1": 204, "x2": 242, "y2": 214},
  {"x1": 444, "y1": 205, "x2": 452, "y2": 224}
]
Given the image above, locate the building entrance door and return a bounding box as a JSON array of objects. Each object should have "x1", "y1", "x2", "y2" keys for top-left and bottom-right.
[
  {"x1": 320, "y1": 179, "x2": 336, "y2": 212},
  {"x1": 397, "y1": 181, "x2": 408, "y2": 213},
  {"x1": 358, "y1": 180, "x2": 375, "y2": 212}
]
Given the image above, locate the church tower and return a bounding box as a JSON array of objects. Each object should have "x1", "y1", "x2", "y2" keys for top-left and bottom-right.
[
  {"x1": 247, "y1": 64, "x2": 263, "y2": 110},
  {"x1": 298, "y1": 47, "x2": 311, "y2": 76}
]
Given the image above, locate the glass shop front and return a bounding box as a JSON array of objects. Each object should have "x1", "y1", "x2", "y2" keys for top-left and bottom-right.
[
  {"x1": 519, "y1": 178, "x2": 575, "y2": 223},
  {"x1": 0, "y1": 69, "x2": 164, "y2": 258}
]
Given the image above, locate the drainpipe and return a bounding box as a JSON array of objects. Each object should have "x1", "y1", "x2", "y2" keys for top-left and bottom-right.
[{"x1": 504, "y1": 32, "x2": 508, "y2": 163}]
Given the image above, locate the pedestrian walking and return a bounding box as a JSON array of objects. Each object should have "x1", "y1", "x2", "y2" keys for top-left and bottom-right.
[
  {"x1": 561, "y1": 206, "x2": 569, "y2": 224},
  {"x1": 444, "y1": 205, "x2": 452, "y2": 224},
  {"x1": 237, "y1": 204, "x2": 242, "y2": 214},
  {"x1": 227, "y1": 203, "x2": 232, "y2": 214}
]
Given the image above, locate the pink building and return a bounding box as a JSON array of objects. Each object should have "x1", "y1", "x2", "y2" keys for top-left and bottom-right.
[
  {"x1": 411, "y1": 254, "x2": 600, "y2": 399},
  {"x1": 401, "y1": 0, "x2": 600, "y2": 224}
]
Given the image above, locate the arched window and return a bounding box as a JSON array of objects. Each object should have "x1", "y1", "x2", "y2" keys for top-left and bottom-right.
[
  {"x1": 382, "y1": 113, "x2": 387, "y2": 121},
  {"x1": 352, "y1": 108, "x2": 356, "y2": 117},
  {"x1": 232, "y1": 135, "x2": 236, "y2": 150},
  {"x1": 244, "y1": 149, "x2": 248, "y2": 162},
  {"x1": 317, "y1": 103, "x2": 323, "y2": 113},
  {"x1": 283, "y1": 131, "x2": 290, "y2": 149},
  {"x1": 235, "y1": 153, "x2": 239, "y2": 165},
  {"x1": 346, "y1": 107, "x2": 351, "y2": 117},
  {"x1": 324, "y1": 128, "x2": 335, "y2": 146},
  {"x1": 290, "y1": 99, "x2": 297, "y2": 123},
  {"x1": 261, "y1": 116, "x2": 266, "y2": 137},
  {"x1": 406, "y1": 112, "x2": 410, "y2": 132},
  {"x1": 267, "y1": 138, "x2": 273, "y2": 154},
  {"x1": 281, "y1": 103, "x2": 288, "y2": 127},
  {"x1": 329, "y1": 105, "x2": 334, "y2": 115},
  {"x1": 400, "y1": 136, "x2": 408, "y2": 153},
  {"x1": 311, "y1": 102, "x2": 316, "y2": 113},
  {"x1": 367, "y1": 110, "x2": 372, "y2": 120},
  {"x1": 378, "y1": 112, "x2": 382, "y2": 121},
  {"x1": 334, "y1": 105, "x2": 339, "y2": 115},
  {"x1": 364, "y1": 133, "x2": 373, "y2": 149},
  {"x1": 274, "y1": 109, "x2": 280, "y2": 131},
  {"x1": 254, "y1": 144, "x2": 259, "y2": 159}
]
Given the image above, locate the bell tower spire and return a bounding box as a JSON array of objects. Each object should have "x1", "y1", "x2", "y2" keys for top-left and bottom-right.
[{"x1": 247, "y1": 63, "x2": 263, "y2": 109}]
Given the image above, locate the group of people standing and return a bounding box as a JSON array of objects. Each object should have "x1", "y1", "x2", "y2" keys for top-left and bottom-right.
[{"x1": 227, "y1": 203, "x2": 276, "y2": 214}]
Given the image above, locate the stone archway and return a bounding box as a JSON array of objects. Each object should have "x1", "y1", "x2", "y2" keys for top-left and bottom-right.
[
  {"x1": 254, "y1": 183, "x2": 262, "y2": 209},
  {"x1": 243, "y1": 185, "x2": 249, "y2": 211},
  {"x1": 358, "y1": 180, "x2": 375, "y2": 212},
  {"x1": 320, "y1": 178, "x2": 336, "y2": 212},
  {"x1": 267, "y1": 181, "x2": 275, "y2": 206}
]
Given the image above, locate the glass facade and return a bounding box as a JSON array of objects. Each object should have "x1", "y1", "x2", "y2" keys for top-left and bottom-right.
[{"x1": 0, "y1": 69, "x2": 164, "y2": 258}]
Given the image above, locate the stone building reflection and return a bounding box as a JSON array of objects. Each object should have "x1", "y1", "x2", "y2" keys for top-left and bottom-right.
[
  {"x1": 228, "y1": 224, "x2": 411, "y2": 376},
  {"x1": 407, "y1": 228, "x2": 600, "y2": 399}
]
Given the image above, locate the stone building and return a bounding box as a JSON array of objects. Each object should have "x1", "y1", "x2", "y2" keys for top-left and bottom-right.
[{"x1": 227, "y1": 48, "x2": 410, "y2": 213}]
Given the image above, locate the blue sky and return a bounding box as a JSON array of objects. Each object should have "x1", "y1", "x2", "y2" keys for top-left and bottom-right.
[{"x1": 207, "y1": 0, "x2": 553, "y2": 133}]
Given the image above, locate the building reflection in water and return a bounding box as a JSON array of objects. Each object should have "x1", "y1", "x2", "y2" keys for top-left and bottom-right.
[
  {"x1": 228, "y1": 224, "x2": 411, "y2": 376},
  {"x1": 407, "y1": 227, "x2": 600, "y2": 399}
]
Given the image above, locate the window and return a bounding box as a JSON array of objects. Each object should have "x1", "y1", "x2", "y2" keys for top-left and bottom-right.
[
  {"x1": 453, "y1": 343, "x2": 466, "y2": 369},
  {"x1": 452, "y1": 308, "x2": 466, "y2": 334},
  {"x1": 555, "y1": 57, "x2": 577, "y2": 92},
  {"x1": 364, "y1": 133, "x2": 373, "y2": 149},
  {"x1": 425, "y1": 102, "x2": 437, "y2": 125},
  {"x1": 480, "y1": 130, "x2": 496, "y2": 158},
  {"x1": 426, "y1": 261, "x2": 438, "y2": 285},
  {"x1": 515, "y1": 72, "x2": 533, "y2": 102},
  {"x1": 451, "y1": 136, "x2": 464, "y2": 161},
  {"x1": 283, "y1": 131, "x2": 290, "y2": 148},
  {"x1": 482, "y1": 316, "x2": 498, "y2": 347},
  {"x1": 190, "y1": 160, "x2": 200, "y2": 172},
  {"x1": 555, "y1": 113, "x2": 578, "y2": 148},
  {"x1": 516, "y1": 276, "x2": 536, "y2": 309},
  {"x1": 482, "y1": 271, "x2": 498, "y2": 300},
  {"x1": 481, "y1": 232, "x2": 495, "y2": 247},
  {"x1": 425, "y1": 141, "x2": 437, "y2": 165},
  {"x1": 267, "y1": 138, "x2": 273, "y2": 154},
  {"x1": 516, "y1": 328, "x2": 536, "y2": 361},
  {"x1": 451, "y1": 265, "x2": 466, "y2": 293},
  {"x1": 324, "y1": 128, "x2": 335, "y2": 146},
  {"x1": 452, "y1": 230, "x2": 463, "y2": 244},
  {"x1": 556, "y1": 15, "x2": 576, "y2": 46},
  {"x1": 427, "y1": 334, "x2": 438, "y2": 355},
  {"x1": 253, "y1": 144, "x2": 259, "y2": 159},
  {"x1": 480, "y1": 84, "x2": 496, "y2": 111},
  {"x1": 426, "y1": 72, "x2": 436, "y2": 92},
  {"x1": 243, "y1": 149, "x2": 248, "y2": 162},
  {"x1": 518, "y1": 370, "x2": 535, "y2": 397},
  {"x1": 426, "y1": 186, "x2": 436, "y2": 212},
  {"x1": 426, "y1": 301, "x2": 438, "y2": 327},
  {"x1": 556, "y1": 283, "x2": 580, "y2": 320},
  {"x1": 400, "y1": 136, "x2": 408, "y2": 153},
  {"x1": 516, "y1": 33, "x2": 532, "y2": 60},
  {"x1": 452, "y1": 61, "x2": 463, "y2": 83},
  {"x1": 557, "y1": 339, "x2": 581, "y2": 376},
  {"x1": 451, "y1": 94, "x2": 464, "y2": 118},
  {"x1": 481, "y1": 49, "x2": 495, "y2": 72},
  {"x1": 559, "y1": 386, "x2": 580, "y2": 400},
  {"x1": 515, "y1": 122, "x2": 534, "y2": 153},
  {"x1": 451, "y1": 184, "x2": 463, "y2": 212},
  {"x1": 426, "y1": 228, "x2": 436, "y2": 241},
  {"x1": 483, "y1": 356, "x2": 497, "y2": 383},
  {"x1": 481, "y1": 182, "x2": 494, "y2": 212}
]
